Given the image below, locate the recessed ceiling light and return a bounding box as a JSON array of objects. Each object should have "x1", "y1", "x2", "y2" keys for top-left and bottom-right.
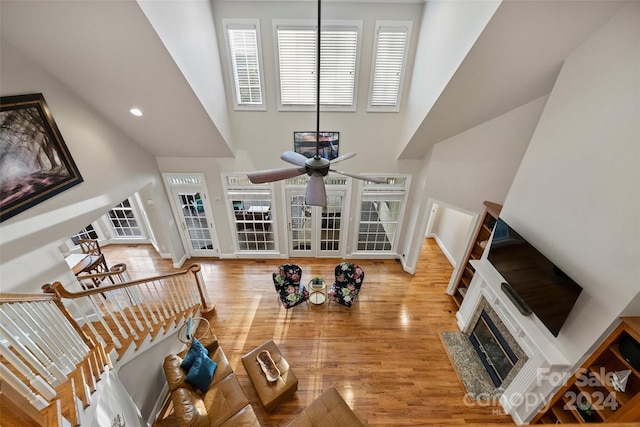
[{"x1": 130, "y1": 108, "x2": 143, "y2": 117}]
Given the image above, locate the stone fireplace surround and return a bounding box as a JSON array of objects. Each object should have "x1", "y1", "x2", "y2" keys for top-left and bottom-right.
[{"x1": 457, "y1": 259, "x2": 573, "y2": 424}]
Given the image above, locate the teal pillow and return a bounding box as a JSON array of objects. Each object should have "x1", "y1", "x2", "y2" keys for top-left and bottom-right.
[
  {"x1": 180, "y1": 338, "x2": 208, "y2": 371},
  {"x1": 185, "y1": 351, "x2": 217, "y2": 393}
]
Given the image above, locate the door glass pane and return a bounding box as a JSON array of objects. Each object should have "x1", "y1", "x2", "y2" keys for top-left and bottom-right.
[
  {"x1": 178, "y1": 192, "x2": 213, "y2": 251},
  {"x1": 320, "y1": 194, "x2": 342, "y2": 251},
  {"x1": 290, "y1": 195, "x2": 311, "y2": 251}
]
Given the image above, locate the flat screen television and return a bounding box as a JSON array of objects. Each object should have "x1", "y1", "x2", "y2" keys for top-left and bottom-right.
[
  {"x1": 294, "y1": 131, "x2": 339, "y2": 160},
  {"x1": 487, "y1": 218, "x2": 583, "y2": 337}
]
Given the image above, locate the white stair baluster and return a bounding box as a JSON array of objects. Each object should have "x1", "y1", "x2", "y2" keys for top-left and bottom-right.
[
  {"x1": 0, "y1": 341, "x2": 57, "y2": 400},
  {"x1": 66, "y1": 298, "x2": 112, "y2": 348},
  {"x1": 0, "y1": 362, "x2": 49, "y2": 410},
  {"x1": 91, "y1": 292, "x2": 130, "y2": 340},
  {"x1": 2, "y1": 304, "x2": 72, "y2": 374},
  {"x1": 40, "y1": 300, "x2": 90, "y2": 354},
  {"x1": 23, "y1": 301, "x2": 83, "y2": 365},
  {"x1": 0, "y1": 323, "x2": 63, "y2": 386}
]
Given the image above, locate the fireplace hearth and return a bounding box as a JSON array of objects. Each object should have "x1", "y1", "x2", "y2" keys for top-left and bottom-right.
[{"x1": 463, "y1": 297, "x2": 528, "y2": 394}]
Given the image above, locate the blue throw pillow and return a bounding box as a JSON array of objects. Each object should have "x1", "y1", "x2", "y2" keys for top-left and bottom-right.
[
  {"x1": 185, "y1": 351, "x2": 217, "y2": 393},
  {"x1": 180, "y1": 338, "x2": 209, "y2": 371}
]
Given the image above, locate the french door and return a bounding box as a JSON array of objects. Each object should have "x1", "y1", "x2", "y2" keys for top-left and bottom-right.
[
  {"x1": 170, "y1": 188, "x2": 218, "y2": 257},
  {"x1": 287, "y1": 189, "x2": 346, "y2": 257},
  {"x1": 163, "y1": 173, "x2": 219, "y2": 257}
]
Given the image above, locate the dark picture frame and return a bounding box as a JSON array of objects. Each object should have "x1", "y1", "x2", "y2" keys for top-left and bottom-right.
[
  {"x1": 294, "y1": 131, "x2": 339, "y2": 160},
  {"x1": 1, "y1": 93, "x2": 83, "y2": 222}
]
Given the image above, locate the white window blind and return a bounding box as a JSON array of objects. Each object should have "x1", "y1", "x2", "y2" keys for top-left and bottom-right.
[
  {"x1": 277, "y1": 28, "x2": 317, "y2": 106},
  {"x1": 369, "y1": 22, "x2": 411, "y2": 111},
  {"x1": 276, "y1": 23, "x2": 359, "y2": 109},
  {"x1": 224, "y1": 20, "x2": 265, "y2": 109}
]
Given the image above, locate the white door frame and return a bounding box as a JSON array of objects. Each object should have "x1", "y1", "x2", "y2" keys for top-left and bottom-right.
[{"x1": 163, "y1": 173, "x2": 220, "y2": 258}]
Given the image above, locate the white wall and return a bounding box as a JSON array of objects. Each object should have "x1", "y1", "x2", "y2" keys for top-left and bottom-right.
[
  {"x1": 429, "y1": 203, "x2": 474, "y2": 266},
  {"x1": 138, "y1": 0, "x2": 234, "y2": 149},
  {"x1": 500, "y1": 1, "x2": 640, "y2": 364},
  {"x1": 399, "y1": 0, "x2": 500, "y2": 157},
  {"x1": 0, "y1": 42, "x2": 184, "y2": 292},
  {"x1": 400, "y1": 95, "x2": 545, "y2": 273},
  {"x1": 425, "y1": 96, "x2": 547, "y2": 214}
]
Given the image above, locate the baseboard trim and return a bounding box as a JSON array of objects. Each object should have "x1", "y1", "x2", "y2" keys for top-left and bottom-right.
[
  {"x1": 433, "y1": 235, "x2": 456, "y2": 267},
  {"x1": 173, "y1": 254, "x2": 188, "y2": 269}
]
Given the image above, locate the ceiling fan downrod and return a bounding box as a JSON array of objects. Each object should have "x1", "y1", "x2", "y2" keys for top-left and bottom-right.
[{"x1": 314, "y1": 0, "x2": 321, "y2": 160}]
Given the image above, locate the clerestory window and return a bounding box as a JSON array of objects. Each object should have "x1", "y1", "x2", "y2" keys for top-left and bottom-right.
[
  {"x1": 275, "y1": 20, "x2": 361, "y2": 111},
  {"x1": 223, "y1": 19, "x2": 266, "y2": 110},
  {"x1": 368, "y1": 21, "x2": 412, "y2": 112}
]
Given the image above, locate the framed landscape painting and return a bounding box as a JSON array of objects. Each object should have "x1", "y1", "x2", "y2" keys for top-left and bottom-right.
[
  {"x1": 0, "y1": 93, "x2": 83, "y2": 222},
  {"x1": 294, "y1": 131, "x2": 339, "y2": 160}
]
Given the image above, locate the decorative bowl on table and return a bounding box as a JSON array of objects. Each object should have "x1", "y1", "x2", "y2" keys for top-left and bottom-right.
[{"x1": 257, "y1": 350, "x2": 280, "y2": 382}]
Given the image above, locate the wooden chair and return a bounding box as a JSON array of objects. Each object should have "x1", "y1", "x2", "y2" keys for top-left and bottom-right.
[{"x1": 78, "y1": 239, "x2": 111, "y2": 285}]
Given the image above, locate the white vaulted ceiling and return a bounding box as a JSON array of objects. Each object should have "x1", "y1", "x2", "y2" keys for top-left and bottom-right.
[{"x1": 0, "y1": 0, "x2": 627, "y2": 160}]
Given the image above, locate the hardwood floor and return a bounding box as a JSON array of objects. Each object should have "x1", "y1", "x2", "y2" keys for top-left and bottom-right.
[{"x1": 102, "y1": 239, "x2": 514, "y2": 426}]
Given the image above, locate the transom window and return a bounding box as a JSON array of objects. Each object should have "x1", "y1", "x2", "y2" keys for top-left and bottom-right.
[
  {"x1": 368, "y1": 21, "x2": 412, "y2": 112},
  {"x1": 223, "y1": 19, "x2": 266, "y2": 110},
  {"x1": 275, "y1": 21, "x2": 361, "y2": 110}
]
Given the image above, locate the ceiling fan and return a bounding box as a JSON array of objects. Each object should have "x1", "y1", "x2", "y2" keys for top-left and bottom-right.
[{"x1": 246, "y1": 0, "x2": 385, "y2": 207}]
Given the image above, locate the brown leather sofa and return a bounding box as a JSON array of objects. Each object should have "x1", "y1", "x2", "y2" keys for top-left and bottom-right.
[
  {"x1": 286, "y1": 387, "x2": 364, "y2": 426},
  {"x1": 159, "y1": 335, "x2": 261, "y2": 427}
]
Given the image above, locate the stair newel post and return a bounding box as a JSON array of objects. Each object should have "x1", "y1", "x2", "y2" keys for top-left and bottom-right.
[
  {"x1": 190, "y1": 264, "x2": 214, "y2": 313},
  {"x1": 185, "y1": 265, "x2": 201, "y2": 307}
]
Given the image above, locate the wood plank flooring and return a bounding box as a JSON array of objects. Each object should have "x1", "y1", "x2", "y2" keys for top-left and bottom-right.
[{"x1": 102, "y1": 239, "x2": 515, "y2": 426}]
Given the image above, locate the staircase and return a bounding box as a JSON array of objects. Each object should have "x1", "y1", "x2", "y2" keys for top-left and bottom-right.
[{"x1": 0, "y1": 263, "x2": 213, "y2": 427}]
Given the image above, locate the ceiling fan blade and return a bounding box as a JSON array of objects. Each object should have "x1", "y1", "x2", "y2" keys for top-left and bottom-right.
[
  {"x1": 281, "y1": 151, "x2": 308, "y2": 166},
  {"x1": 305, "y1": 173, "x2": 327, "y2": 207},
  {"x1": 330, "y1": 169, "x2": 387, "y2": 184},
  {"x1": 329, "y1": 152, "x2": 357, "y2": 165},
  {"x1": 247, "y1": 167, "x2": 305, "y2": 184}
]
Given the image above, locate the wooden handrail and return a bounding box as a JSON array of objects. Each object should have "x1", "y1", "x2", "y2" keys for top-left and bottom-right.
[
  {"x1": 74, "y1": 262, "x2": 128, "y2": 281},
  {"x1": 47, "y1": 264, "x2": 202, "y2": 300},
  {"x1": 0, "y1": 292, "x2": 57, "y2": 303}
]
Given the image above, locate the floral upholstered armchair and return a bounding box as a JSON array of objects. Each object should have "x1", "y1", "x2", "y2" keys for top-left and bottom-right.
[
  {"x1": 272, "y1": 264, "x2": 309, "y2": 309},
  {"x1": 328, "y1": 262, "x2": 364, "y2": 307}
]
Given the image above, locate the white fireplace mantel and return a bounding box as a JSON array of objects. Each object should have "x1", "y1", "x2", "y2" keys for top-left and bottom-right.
[{"x1": 456, "y1": 259, "x2": 572, "y2": 424}]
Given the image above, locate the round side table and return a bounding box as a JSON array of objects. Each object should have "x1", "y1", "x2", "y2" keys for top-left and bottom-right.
[{"x1": 308, "y1": 279, "x2": 326, "y2": 305}]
